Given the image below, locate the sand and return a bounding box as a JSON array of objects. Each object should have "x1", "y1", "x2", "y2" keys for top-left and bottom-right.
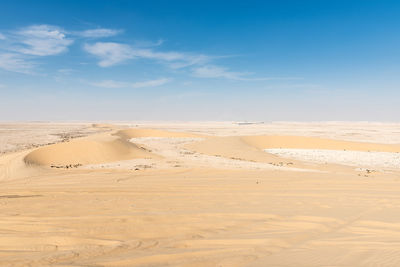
[{"x1": 1, "y1": 122, "x2": 400, "y2": 266}]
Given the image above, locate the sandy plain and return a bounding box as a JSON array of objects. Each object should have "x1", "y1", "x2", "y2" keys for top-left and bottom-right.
[{"x1": 1, "y1": 121, "x2": 400, "y2": 266}]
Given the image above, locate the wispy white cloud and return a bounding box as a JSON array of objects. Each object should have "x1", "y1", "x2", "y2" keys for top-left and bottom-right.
[
  {"x1": 90, "y1": 79, "x2": 128, "y2": 88},
  {"x1": 131, "y1": 48, "x2": 209, "y2": 68},
  {"x1": 133, "y1": 39, "x2": 164, "y2": 47},
  {"x1": 0, "y1": 53, "x2": 35, "y2": 74},
  {"x1": 76, "y1": 28, "x2": 122, "y2": 38},
  {"x1": 90, "y1": 78, "x2": 171, "y2": 88},
  {"x1": 14, "y1": 24, "x2": 73, "y2": 56},
  {"x1": 57, "y1": 68, "x2": 75, "y2": 74},
  {"x1": 131, "y1": 78, "x2": 171, "y2": 88},
  {"x1": 131, "y1": 49, "x2": 183, "y2": 61},
  {"x1": 84, "y1": 42, "x2": 134, "y2": 67},
  {"x1": 0, "y1": 33, "x2": 6, "y2": 40},
  {"x1": 84, "y1": 41, "x2": 210, "y2": 68},
  {"x1": 192, "y1": 65, "x2": 301, "y2": 81},
  {"x1": 192, "y1": 65, "x2": 249, "y2": 80}
]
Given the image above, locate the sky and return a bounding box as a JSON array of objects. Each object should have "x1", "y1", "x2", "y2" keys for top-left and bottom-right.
[{"x1": 1, "y1": 0, "x2": 400, "y2": 121}]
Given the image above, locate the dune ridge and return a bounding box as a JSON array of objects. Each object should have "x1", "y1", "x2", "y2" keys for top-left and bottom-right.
[{"x1": 115, "y1": 128, "x2": 203, "y2": 139}]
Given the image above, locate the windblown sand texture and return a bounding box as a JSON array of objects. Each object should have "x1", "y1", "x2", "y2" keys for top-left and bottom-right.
[{"x1": 1, "y1": 122, "x2": 400, "y2": 266}]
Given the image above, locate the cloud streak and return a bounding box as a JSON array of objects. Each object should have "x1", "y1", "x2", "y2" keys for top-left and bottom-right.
[
  {"x1": 133, "y1": 39, "x2": 164, "y2": 47},
  {"x1": 90, "y1": 78, "x2": 172, "y2": 88},
  {"x1": 0, "y1": 53, "x2": 35, "y2": 74},
  {"x1": 76, "y1": 28, "x2": 122, "y2": 38},
  {"x1": 131, "y1": 78, "x2": 171, "y2": 88},
  {"x1": 192, "y1": 65, "x2": 301, "y2": 81},
  {"x1": 0, "y1": 33, "x2": 6, "y2": 40},
  {"x1": 192, "y1": 65, "x2": 248, "y2": 80}
]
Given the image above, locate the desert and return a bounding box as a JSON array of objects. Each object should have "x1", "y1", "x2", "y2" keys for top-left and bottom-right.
[{"x1": 1, "y1": 122, "x2": 400, "y2": 266}]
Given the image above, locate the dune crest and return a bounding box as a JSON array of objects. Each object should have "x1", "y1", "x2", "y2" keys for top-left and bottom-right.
[{"x1": 92, "y1": 123, "x2": 117, "y2": 129}]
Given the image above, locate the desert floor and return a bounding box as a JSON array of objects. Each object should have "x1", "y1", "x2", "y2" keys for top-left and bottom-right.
[{"x1": 1, "y1": 122, "x2": 400, "y2": 266}]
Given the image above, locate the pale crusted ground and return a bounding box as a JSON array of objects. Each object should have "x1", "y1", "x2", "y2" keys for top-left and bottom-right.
[
  {"x1": 265, "y1": 148, "x2": 400, "y2": 170},
  {"x1": 1, "y1": 122, "x2": 400, "y2": 266}
]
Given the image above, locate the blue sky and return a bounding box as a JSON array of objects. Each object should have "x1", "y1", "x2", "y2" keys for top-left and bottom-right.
[{"x1": 1, "y1": 0, "x2": 400, "y2": 121}]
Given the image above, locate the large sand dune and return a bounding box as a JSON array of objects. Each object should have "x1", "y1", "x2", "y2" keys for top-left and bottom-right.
[
  {"x1": 23, "y1": 136, "x2": 154, "y2": 166},
  {"x1": 2, "y1": 122, "x2": 400, "y2": 266}
]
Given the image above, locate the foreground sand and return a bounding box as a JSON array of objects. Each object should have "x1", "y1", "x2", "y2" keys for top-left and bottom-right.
[{"x1": 1, "y1": 122, "x2": 400, "y2": 266}]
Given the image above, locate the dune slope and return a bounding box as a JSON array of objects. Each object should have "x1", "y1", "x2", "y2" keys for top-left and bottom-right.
[
  {"x1": 188, "y1": 135, "x2": 400, "y2": 160},
  {"x1": 241, "y1": 135, "x2": 400, "y2": 152}
]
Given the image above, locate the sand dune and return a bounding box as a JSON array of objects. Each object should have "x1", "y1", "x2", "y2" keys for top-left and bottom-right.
[{"x1": 24, "y1": 134, "x2": 155, "y2": 167}]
